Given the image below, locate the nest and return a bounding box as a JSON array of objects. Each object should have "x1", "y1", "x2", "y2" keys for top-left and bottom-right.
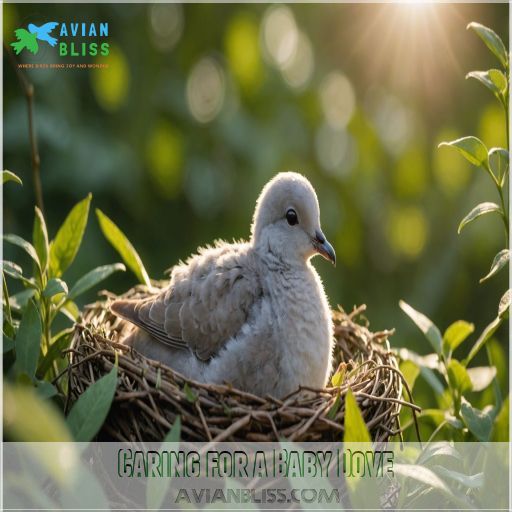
[{"x1": 66, "y1": 285, "x2": 420, "y2": 442}]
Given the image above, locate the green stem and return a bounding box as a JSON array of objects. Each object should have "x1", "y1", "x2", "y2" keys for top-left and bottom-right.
[
  {"x1": 2, "y1": 272, "x2": 13, "y2": 328},
  {"x1": 497, "y1": 185, "x2": 509, "y2": 246}
]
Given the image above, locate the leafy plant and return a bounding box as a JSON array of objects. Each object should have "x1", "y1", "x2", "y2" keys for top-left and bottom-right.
[
  {"x1": 2, "y1": 170, "x2": 125, "y2": 423},
  {"x1": 439, "y1": 22, "x2": 509, "y2": 271},
  {"x1": 400, "y1": 22, "x2": 509, "y2": 442}
]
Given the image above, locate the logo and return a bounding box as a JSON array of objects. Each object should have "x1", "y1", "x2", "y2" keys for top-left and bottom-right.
[
  {"x1": 10, "y1": 21, "x2": 110, "y2": 58},
  {"x1": 11, "y1": 22, "x2": 59, "y2": 55}
]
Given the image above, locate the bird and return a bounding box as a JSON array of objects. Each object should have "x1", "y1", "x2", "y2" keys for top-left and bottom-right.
[
  {"x1": 10, "y1": 29, "x2": 39, "y2": 55},
  {"x1": 111, "y1": 172, "x2": 336, "y2": 398},
  {"x1": 28, "y1": 22, "x2": 59, "y2": 47}
]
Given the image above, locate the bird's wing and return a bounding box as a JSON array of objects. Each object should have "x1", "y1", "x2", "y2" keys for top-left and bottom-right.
[
  {"x1": 13, "y1": 30, "x2": 38, "y2": 54},
  {"x1": 26, "y1": 34, "x2": 39, "y2": 54},
  {"x1": 14, "y1": 28, "x2": 31, "y2": 40},
  {"x1": 37, "y1": 22, "x2": 59, "y2": 34},
  {"x1": 112, "y1": 243, "x2": 261, "y2": 361}
]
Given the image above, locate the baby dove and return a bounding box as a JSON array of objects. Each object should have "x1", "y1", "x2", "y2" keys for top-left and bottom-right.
[{"x1": 111, "y1": 172, "x2": 336, "y2": 398}]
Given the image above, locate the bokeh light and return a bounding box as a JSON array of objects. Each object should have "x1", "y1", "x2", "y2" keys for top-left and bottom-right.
[
  {"x1": 261, "y1": 5, "x2": 298, "y2": 70},
  {"x1": 225, "y1": 13, "x2": 263, "y2": 95},
  {"x1": 90, "y1": 45, "x2": 130, "y2": 111},
  {"x1": 319, "y1": 72, "x2": 356, "y2": 130},
  {"x1": 479, "y1": 103, "x2": 507, "y2": 148},
  {"x1": 145, "y1": 120, "x2": 183, "y2": 198},
  {"x1": 393, "y1": 146, "x2": 428, "y2": 199},
  {"x1": 281, "y1": 31, "x2": 314, "y2": 90},
  {"x1": 148, "y1": 4, "x2": 184, "y2": 52},
  {"x1": 315, "y1": 123, "x2": 358, "y2": 177},
  {"x1": 387, "y1": 205, "x2": 429, "y2": 259},
  {"x1": 365, "y1": 88, "x2": 415, "y2": 156},
  {"x1": 186, "y1": 57, "x2": 226, "y2": 123}
]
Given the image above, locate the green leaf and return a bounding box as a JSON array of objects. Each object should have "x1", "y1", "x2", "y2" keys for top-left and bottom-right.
[
  {"x1": 443, "y1": 320, "x2": 474, "y2": 352},
  {"x1": 9, "y1": 288, "x2": 37, "y2": 311},
  {"x1": 488, "y1": 69, "x2": 508, "y2": 92},
  {"x1": 489, "y1": 147, "x2": 510, "y2": 185},
  {"x1": 2, "y1": 261, "x2": 38, "y2": 289},
  {"x1": 68, "y1": 263, "x2": 125, "y2": 301},
  {"x1": 36, "y1": 380, "x2": 58, "y2": 400},
  {"x1": 3, "y1": 335, "x2": 15, "y2": 353},
  {"x1": 163, "y1": 416, "x2": 181, "y2": 442},
  {"x1": 465, "y1": 316, "x2": 503, "y2": 365},
  {"x1": 32, "y1": 206, "x2": 49, "y2": 273},
  {"x1": 491, "y1": 395, "x2": 509, "y2": 441},
  {"x1": 2, "y1": 170, "x2": 23, "y2": 185},
  {"x1": 96, "y1": 209, "x2": 151, "y2": 287},
  {"x1": 43, "y1": 278, "x2": 68, "y2": 298},
  {"x1": 399, "y1": 300, "x2": 443, "y2": 354},
  {"x1": 420, "y1": 409, "x2": 463, "y2": 429},
  {"x1": 327, "y1": 393, "x2": 341, "y2": 420},
  {"x1": 330, "y1": 363, "x2": 346, "y2": 387},
  {"x1": 467, "y1": 22, "x2": 508, "y2": 69},
  {"x1": 4, "y1": 382, "x2": 72, "y2": 442},
  {"x1": 467, "y1": 366, "x2": 497, "y2": 392},
  {"x1": 15, "y1": 300, "x2": 42, "y2": 379},
  {"x1": 466, "y1": 70, "x2": 507, "y2": 100},
  {"x1": 458, "y1": 202, "x2": 500, "y2": 234},
  {"x1": 60, "y1": 300, "x2": 80, "y2": 322},
  {"x1": 37, "y1": 328, "x2": 73, "y2": 378},
  {"x1": 498, "y1": 289, "x2": 510, "y2": 319},
  {"x1": 3, "y1": 234, "x2": 41, "y2": 272},
  {"x1": 447, "y1": 359, "x2": 472, "y2": 394},
  {"x1": 432, "y1": 466, "x2": 484, "y2": 489},
  {"x1": 49, "y1": 194, "x2": 91, "y2": 278},
  {"x1": 343, "y1": 389, "x2": 371, "y2": 443},
  {"x1": 399, "y1": 360, "x2": 420, "y2": 394},
  {"x1": 438, "y1": 136, "x2": 489, "y2": 169},
  {"x1": 460, "y1": 397, "x2": 493, "y2": 441},
  {"x1": 394, "y1": 464, "x2": 454, "y2": 496},
  {"x1": 398, "y1": 348, "x2": 444, "y2": 393},
  {"x1": 183, "y1": 382, "x2": 197, "y2": 403},
  {"x1": 67, "y1": 364, "x2": 117, "y2": 441},
  {"x1": 480, "y1": 249, "x2": 510, "y2": 283},
  {"x1": 146, "y1": 417, "x2": 182, "y2": 510}
]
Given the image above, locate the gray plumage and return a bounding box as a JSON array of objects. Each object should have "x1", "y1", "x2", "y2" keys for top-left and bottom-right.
[{"x1": 111, "y1": 172, "x2": 336, "y2": 398}]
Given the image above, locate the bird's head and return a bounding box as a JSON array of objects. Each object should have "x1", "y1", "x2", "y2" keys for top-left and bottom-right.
[{"x1": 251, "y1": 172, "x2": 336, "y2": 266}]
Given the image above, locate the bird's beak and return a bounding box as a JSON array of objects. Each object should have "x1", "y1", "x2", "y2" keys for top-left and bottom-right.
[{"x1": 312, "y1": 230, "x2": 336, "y2": 266}]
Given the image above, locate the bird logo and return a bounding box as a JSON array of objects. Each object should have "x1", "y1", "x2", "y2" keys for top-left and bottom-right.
[{"x1": 10, "y1": 22, "x2": 59, "y2": 55}]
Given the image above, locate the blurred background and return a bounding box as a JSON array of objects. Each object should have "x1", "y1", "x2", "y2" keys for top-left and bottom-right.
[{"x1": 3, "y1": 3, "x2": 509, "y2": 421}]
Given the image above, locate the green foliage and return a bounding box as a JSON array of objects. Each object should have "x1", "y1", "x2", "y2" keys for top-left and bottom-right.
[
  {"x1": 33, "y1": 206, "x2": 49, "y2": 272},
  {"x1": 457, "y1": 202, "x2": 500, "y2": 234},
  {"x1": 66, "y1": 364, "x2": 118, "y2": 441},
  {"x1": 3, "y1": 182, "x2": 126, "y2": 441},
  {"x1": 491, "y1": 395, "x2": 509, "y2": 441},
  {"x1": 343, "y1": 389, "x2": 371, "y2": 443},
  {"x1": 467, "y1": 22, "x2": 508, "y2": 69},
  {"x1": 49, "y1": 194, "x2": 91, "y2": 278},
  {"x1": 439, "y1": 136, "x2": 489, "y2": 168},
  {"x1": 3, "y1": 381, "x2": 73, "y2": 441},
  {"x1": 399, "y1": 300, "x2": 442, "y2": 353},
  {"x1": 68, "y1": 263, "x2": 126, "y2": 301},
  {"x1": 96, "y1": 209, "x2": 151, "y2": 288},
  {"x1": 146, "y1": 417, "x2": 182, "y2": 510},
  {"x1": 3, "y1": 169, "x2": 22, "y2": 185},
  {"x1": 480, "y1": 249, "x2": 510, "y2": 283},
  {"x1": 14, "y1": 300, "x2": 42, "y2": 379},
  {"x1": 400, "y1": 20, "x2": 509, "y2": 443}
]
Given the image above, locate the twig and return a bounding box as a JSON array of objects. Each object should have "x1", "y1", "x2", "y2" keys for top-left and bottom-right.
[{"x1": 3, "y1": 42, "x2": 44, "y2": 213}]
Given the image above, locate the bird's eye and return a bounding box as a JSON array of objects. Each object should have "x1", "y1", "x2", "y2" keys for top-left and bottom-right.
[{"x1": 286, "y1": 208, "x2": 298, "y2": 226}]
